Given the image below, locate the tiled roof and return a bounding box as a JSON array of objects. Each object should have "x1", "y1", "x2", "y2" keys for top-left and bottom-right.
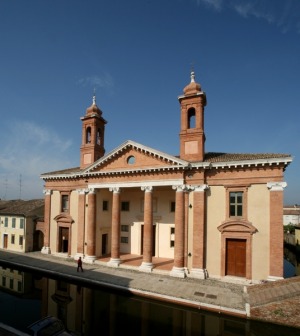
[
  {"x1": 0, "y1": 199, "x2": 44, "y2": 216},
  {"x1": 203, "y1": 152, "x2": 292, "y2": 163}
]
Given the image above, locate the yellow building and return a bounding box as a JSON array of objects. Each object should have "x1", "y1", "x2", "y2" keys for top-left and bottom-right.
[
  {"x1": 0, "y1": 199, "x2": 44, "y2": 252},
  {"x1": 40, "y1": 72, "x2": 292, "y2": 283}
]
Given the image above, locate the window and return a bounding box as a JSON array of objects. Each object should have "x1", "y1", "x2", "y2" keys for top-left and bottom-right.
[
  {"x1": 121, "y1": 237, "x2": 128, "y2": 243},
  {"x1": 96, "y1": 128, "x2": 101, "y2": 145},
  {"x1": 20, "y1": 218, "x2": 24, "y2": 229},
  {"x1": 127, "y1": 155, "x2": 135, "y2": 164},
  {"x1": 187, "y1": 107, "x2": 196, "y2": 129},
  {"x1": 11, "y1": 235, "x2": 15, "y2": 244},
  {"x1": 170, "y1": 227, "x2": 175, "y2": 247},
  {"x1": 86, "y1": 126, "x2": 91, "y2": 144},
  {"x1": 61, "y1": 194, "x2": 69, "y2": 212},
  {"x1": 17, "y1": 281, "x2": 22, "y2": 292},
  {"x1": 102, "y1": 200, "x2": 108, "y2": 211},
  {"x1": 2, "y1": 277, "x2": 6, "y2": 286},
  {"x1": 12, "y1": 218, "x2": 16, "y2": 228},
  {"x1": 9, "y1": 279, "x2": 14, "y2": 289},
  {"x1": 4, "y1": 218, "x2": 8, "y2": 227},
  {"x1": 19, "y1": 236, "x2": 23, "y2": 246},
  {"x1": 121, "y1": 225, "x2": 129, "y2": 232},
  {"x1": 121, "y1": 201, "x2": 130, "y2": 211},
  {"x1": 229, "y1": 192, "x2": 243, "y2": 217},
  {"x1": 170, "y1": 201, "x2": 176, "y2": 212}
]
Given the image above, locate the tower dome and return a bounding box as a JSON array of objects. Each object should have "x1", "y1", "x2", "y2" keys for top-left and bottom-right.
[{"x1": 183, "y1": 71, "x2": 201, "y2": 96}]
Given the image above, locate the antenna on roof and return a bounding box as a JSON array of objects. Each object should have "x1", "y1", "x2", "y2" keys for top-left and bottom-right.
[{"x1": 19, "y1": 174, "x2": 22, "y2": 200}]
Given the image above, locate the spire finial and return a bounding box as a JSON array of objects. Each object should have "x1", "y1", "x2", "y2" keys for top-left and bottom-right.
[
  {"x1": 92, "y1": 88, "x2": 96, "y2": 105},
  {"x1": 190, "y1": 62, "x2": 195, "y2": 83}
]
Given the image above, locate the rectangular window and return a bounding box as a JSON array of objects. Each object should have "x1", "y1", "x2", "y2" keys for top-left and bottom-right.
[
  {"x1": 20, "y1": 218, "x2": 24, "y2": 229},
  {"x1": 229, "y1": 192, "x2": 243, "y2": 217},
  {"x1": 19, "y1": 236, "x2": 23, "y2": 246},
  {"x1": 12, "y1": 218, "x2": 16, "y2": 228},
  {"x1": 102, "y1": 200, "x2": 108, "y2": 211},
  {"x1": 17, "y1": 281, "x2": 22, "y2": 292},
  {"x1": 9, "y1": 279, "x2": 13, "y2": 289},
  {"x1": 170, "y1": 227, "x2": 175, "y2": 247},
  {"x1": 11, "y1": 235, "x2": 15, "y2": 244},
  {"x1": 170, "y1": 201, "x2": 176, "y2": 212},
  {"x1": 121, "y1": 237, "x2": 128, "y2": 243},
  {"x1": 121, "y1": 225, "x2": 129, "y2": 232},
  {"x1": 4, "y1": 218, "x2": 8, "y2": 227},
  {"x1": 121, "y1": 201, "x2": 130, "y2": 211},
  {"x1": 61, "y1": 194, "x2": 69, "y2": 212},
  {"x1": 2, "y1": 277, "x2": 6, "y2": 287}
]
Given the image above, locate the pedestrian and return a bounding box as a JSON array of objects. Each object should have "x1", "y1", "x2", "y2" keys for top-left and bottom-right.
[{"x1": 77, "y1": 256, "x2": 83, "y2": 272}]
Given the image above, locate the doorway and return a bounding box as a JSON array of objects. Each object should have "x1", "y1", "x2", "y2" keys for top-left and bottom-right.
[
  {"x1": 60, "y1": 227, "x2": 69, "y2": 253},
  {"x1": 225, "y1": 239, "x2": 246, "y2": 277},
  {"x1": 102, "y1": 234, "x2": 108, "y2": 255}
]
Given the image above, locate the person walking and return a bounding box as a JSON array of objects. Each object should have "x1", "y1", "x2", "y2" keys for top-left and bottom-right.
[{"x1": 77, "y1": 256, "x2": 83, "y2": 272}]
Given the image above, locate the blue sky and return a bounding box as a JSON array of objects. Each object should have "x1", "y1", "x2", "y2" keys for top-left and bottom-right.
[{"x1": 0, "y1": 0, "x2": 299, "y2": 205}]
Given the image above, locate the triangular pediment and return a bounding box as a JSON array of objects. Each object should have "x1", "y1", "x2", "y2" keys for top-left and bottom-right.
[{"x1": 84, "y1": 140, "x2": 187, "y2": 174}]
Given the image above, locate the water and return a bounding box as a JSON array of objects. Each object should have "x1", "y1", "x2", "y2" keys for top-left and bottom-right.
[{"x1": 0, "y1": 259, "x2": 299, "y2": 336}]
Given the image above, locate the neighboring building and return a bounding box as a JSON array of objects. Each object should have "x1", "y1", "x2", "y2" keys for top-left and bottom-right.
[
  {"x1": 40, "y1": 72, "x2": 293, "y2": 283},
  {"x1": 0, "y1": 199, "x2": 44, "y2": 252},
  {"x1": 283, "y1": 204, "x2": 300, "y2": 225}
]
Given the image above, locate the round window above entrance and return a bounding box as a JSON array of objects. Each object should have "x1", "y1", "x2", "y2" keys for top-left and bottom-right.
[{"x1": 127, "y1": 156, "x2": 135, "y2": 164}]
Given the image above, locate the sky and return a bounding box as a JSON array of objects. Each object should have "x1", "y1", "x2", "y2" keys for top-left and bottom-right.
[{"x1": 0, "y1": 0, "x2": 299, "y2": 205}]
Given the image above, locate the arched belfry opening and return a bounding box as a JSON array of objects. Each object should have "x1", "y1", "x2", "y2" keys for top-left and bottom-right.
[
  {"x1": 80, "y1": 94, "x2": 107, "y2": 168},
  {"x1": 178, "y1": 71, "x2": 207, "y2": 162}
]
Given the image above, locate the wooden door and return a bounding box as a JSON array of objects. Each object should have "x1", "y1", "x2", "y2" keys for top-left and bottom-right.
[
  {"x1": 226, "y1": 239, "x2": 246, "y2": 277},
  {"x1": 3, "y1": 235, "x2": 8, "y2": 249},
  {"x1": 102, "y1": 234, "x2": 108, "y2": 255}
]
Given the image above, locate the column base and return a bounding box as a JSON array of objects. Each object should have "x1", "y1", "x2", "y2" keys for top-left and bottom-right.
[
  {"x1": 41, "y1": 246, "x2": 51, "y2": 254},
  {"x1": 84, "y1": 255, "x2": 96, "y2": 264},
  {"x1": 107, "y1": 258, "x2": 121, "y2": 267},
  {"x1": 139, "y1": 262, "x2": 153, "y2": 273},
  {"x1": 189, "y1": 268, "x2": 208, "y2": 279},
  {"x1": 267, "y1": 275, "x2": 284, "y2": 282},
  {"x1": 74, "y1": 253, "x2": 84, "y2": 260},
  {"x1": 170, "y1": 266, "x2": 186, "y2": 278}
]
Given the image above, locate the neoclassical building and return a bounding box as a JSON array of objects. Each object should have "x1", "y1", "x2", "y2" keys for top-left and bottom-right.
[{"x1": 41, "y1": 72, "x2": 292, "y2": 282}]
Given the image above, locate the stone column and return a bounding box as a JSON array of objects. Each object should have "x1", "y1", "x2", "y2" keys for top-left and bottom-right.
[
  {"x1": 85, "y1": 188, "x2": 96, "y2": 263},
  {"x1": 190, "y1": 184, "x2": 209, "y2": 279},
  {"x1": 267, "y1": 182, "x2": 287, "y2": 281},
  {"x1": 139, "y1": 186, "x2": 153, "y2": 272},
  {"x1": 108, "y1": 187, "x2": 121, "y2": 267},
  {"x1": 75, "y1": 189, "x2": 86, "y2": 260},
  {"x1": 41, "y1": 189, "x2": 52, "y2": 254},
  {"x1": 170, "y1": 185, "x2": 186, "y2": 278}
]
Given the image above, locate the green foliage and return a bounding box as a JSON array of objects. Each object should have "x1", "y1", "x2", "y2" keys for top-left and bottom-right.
[{"x1": 284, "y1": 224, "x2": 295, "y2": 234}]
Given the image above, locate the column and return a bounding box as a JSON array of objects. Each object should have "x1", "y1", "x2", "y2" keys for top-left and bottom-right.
[
  {"x1": 85, "y1": 188, "x2": 96, "y2": 263},
  {"x1": 190, "y1": 184, "x2": 209, "y2": 279},
  {"x1": 41, "y1": 189, "x2": 52, "y2": 254},
  {"x1": 75, "y1": 189, "x2": 86, "y2": 260},
  {"x1": 170, "y1": 185, "x2": 186, "y2": 278},
  {"x1": 267, "y1": 182, "x2": 287, "y2": 281},
  {"x1": 139, "y1": 186, "x2": 153, "y2": 272},
  {"x1": 108, "y1": 187, "x2": 121, "y2": 267}
]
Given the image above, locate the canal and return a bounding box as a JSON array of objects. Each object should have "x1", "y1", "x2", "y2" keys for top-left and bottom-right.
[{"x1": 0, "y1": 253, "x2": 299, "y2": 336}]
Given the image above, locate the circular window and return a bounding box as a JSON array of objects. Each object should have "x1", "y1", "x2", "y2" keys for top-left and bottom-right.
[{"x1": 127, "y1": 156, "x2": 135, "y2": 165}]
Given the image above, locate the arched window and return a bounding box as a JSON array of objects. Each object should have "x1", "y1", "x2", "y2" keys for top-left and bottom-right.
[
  {"x1": 187, "y1": 108, "x2": 195, "y2": 129},
  {"x1": 86, "y1": 127, "x2": 91, "y2": 144},
  {"x1": 96, "y1": 128, "x2": 101, "y2": 145}
]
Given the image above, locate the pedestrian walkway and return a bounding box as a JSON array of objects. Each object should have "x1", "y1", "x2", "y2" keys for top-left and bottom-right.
[{"x1": 0, "y1": 250, "x2": 299, "y2": 329}]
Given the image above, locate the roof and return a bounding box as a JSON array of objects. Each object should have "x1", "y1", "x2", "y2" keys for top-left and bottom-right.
[
  {"x1": 0, "y1": 199, "x2": 44, "y2": 217},
  {"x1": 40, "y1": 140, "x2": 293, "y2": 180}
]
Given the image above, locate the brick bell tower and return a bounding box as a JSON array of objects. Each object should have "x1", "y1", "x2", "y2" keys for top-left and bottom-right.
[
  {"x1": 178, "y1": 71, "x2": 207, "y2": 162},
  {"x1": 80, "y1": 94, "x2": 107, "y2": 169}
]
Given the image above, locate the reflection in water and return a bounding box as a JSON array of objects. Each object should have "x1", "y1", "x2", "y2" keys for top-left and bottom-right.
[{"x1": 0, "y1": 264, "x2": 299, "y2": 336}]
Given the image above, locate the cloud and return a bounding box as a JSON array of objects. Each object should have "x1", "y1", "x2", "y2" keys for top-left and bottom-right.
[
  {"x1": 233, "y1": 2, "x2": 274, "y2": 24},
  {"x1": 0, "y1": 120, "x2": 74, "y2": 200},
  {"x1": 77, "y1": 73, "x2": 114, "y2": 90},
  {"x1": 196, "y1": 0, "x2": 223, "y2": 11}
]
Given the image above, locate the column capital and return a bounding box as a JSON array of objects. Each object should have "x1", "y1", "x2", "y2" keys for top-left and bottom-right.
[
  {"x1": 190, "y1": 184, "x2": 209, "y2": 192},
  {"x1": 141, "y1": 186, "x2": 153, "y2": 192},
  {"x1": 172, "y1": 185, "x2": 187, "y2": 192},
  {"x1": 87, "y1": 188, "x2": 96, "y2": 194},
  {"x1": 267, "y1": 182, "x2": 287, "y2": 191},
  {"x1": 77, "y1": 188, "x2": 88, "y2": 195},
  {"x1": 109, "y1": 187, "x2": 121, "y2": 193},
  {"x1": 43, "y1": 189, "x2": 52, "y2": 196}
]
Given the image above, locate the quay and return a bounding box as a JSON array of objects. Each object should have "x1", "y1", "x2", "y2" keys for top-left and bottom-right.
[{"x1": 0, "y1": 250, "x2": 299, "y2": 330}]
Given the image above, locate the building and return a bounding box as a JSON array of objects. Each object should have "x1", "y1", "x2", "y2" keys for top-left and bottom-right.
[
  {"x1": 283, "y1": 204, "x2": 300, "y2": 226},
  {"x1": 40, "y1": 72, "x2": 292, "y2": 283},
  {"x1": 0, "y1": 199, "x2": 44, "y2": 252}
]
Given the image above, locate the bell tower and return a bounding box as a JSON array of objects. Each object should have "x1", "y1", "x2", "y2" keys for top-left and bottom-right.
[
  {"x1": 80, "y1": 94, "x2": 107, "y2": 169},
  {"x1": 178, "y1": 71, "x2": 207, "y2": 162}
]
